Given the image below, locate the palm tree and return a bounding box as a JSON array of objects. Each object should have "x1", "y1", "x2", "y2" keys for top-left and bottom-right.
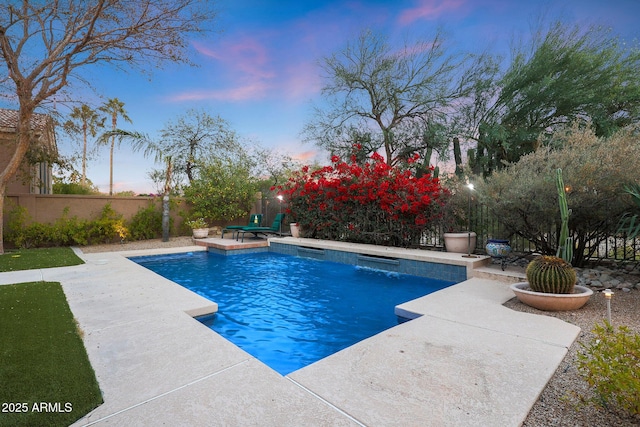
[
  {"x1": 63, "y1": 104, "x2": 105, "y2": 186},
  {"x1": 99, "y1": 130, "x2": 173, "y2": 241},
  {"x1": 99, "y1": 98, "x2": 132, "y2": 195}
]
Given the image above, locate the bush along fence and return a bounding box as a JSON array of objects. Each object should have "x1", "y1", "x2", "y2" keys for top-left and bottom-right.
[
  {"x1": 3, "y1": 192, "x2": 265, "y2": 249},
  {"x1": 4, "y1": 203, "x2": 170, "y2": 248},
  {"x1": 269, "y1": 174, "x2": 639, "y2": 263},
  {"x1": 3, "y1": 192, "x2": 198, "y2": 248},
  {"x1": 465, "y1": 202, "x2": 640, "y2": 263},
  {"x1": 274, "y1": 151, "x2": 447, "y2": 248}
]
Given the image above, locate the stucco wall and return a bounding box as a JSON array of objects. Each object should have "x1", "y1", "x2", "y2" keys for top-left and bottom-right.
[
  {"x1": 3, "y1": 194, "x2": 189, "y2": 233},
  {"x1": 3, "y1": 193, "x2": 263, "y2": 236}
]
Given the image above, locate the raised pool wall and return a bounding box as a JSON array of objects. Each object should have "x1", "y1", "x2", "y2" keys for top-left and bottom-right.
[{"x1": 202, "y1": 237, "x2": 490, "y2": 283}]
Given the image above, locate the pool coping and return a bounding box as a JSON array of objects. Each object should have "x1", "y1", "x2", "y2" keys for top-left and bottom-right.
[{"x1": 0, "y1": 240, "x2": 580, "y2": 426}]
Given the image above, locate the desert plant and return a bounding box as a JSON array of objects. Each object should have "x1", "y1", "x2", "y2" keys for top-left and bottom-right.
[
  {"x1": 577, "y1": 322, "x2": 640, "y2": 417},
  {"x1": 478, "y1": 124, "x2": 640, "y2": 267},
  {"x1": 185, "y1": 218, "x2": 207, "y2": 229},
  {"x1": 438, "y1": 176, "x2": 472, "y2": 232},
  {"x1": 616, "y1": 183, "x2": 640, "y2": 240},
  {"x1": 555, "y1": 168, "x2": 573, "y2": 263},
  {"x1": 525, "y1": 255, "x2": 576, "y2": 293}
]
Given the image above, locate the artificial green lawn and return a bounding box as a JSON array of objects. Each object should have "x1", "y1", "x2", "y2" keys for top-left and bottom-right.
[
  {"x1": 0, "y1": 281, "x2": 102, "y2": 426},
  {"x1": 0, "y1": 247, "x2": 84, "y2": 272}
]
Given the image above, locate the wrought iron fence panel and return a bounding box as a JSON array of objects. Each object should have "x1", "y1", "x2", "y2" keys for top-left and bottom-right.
[{"x1": 262, "y1": 194, "x2": 639, "y2": 262}]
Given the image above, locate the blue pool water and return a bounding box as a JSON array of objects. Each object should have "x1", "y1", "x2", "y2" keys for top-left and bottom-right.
[{"x1": 131, "y1": 251, "x2": 455, "y2": 375}]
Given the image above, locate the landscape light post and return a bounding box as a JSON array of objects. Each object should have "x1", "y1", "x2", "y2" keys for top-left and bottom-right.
[
  {"x1": 463, "y1": 183, "x2": 477, "y2": 258},
  {"x1": 277, "y1": 195, "x2": 283, "y2": 235},
  {"x1": 603, "y1": 288, "x2": 614, "y2": 325}
]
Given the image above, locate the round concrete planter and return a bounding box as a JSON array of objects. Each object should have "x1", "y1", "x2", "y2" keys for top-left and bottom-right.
[
  {"x1": 510, "y1": 282, "x2": 593, "y2": 311},
  {"x1": 443, "y1": 232, "x2": 476, "y2": 254},
  {"x1": 192, "y1": 228, "x2": 209, "y2": 239}
]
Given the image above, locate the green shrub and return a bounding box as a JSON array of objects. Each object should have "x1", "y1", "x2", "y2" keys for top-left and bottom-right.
[
  {"x1": 478, "y1": 124, "x2": 640, "y2": 267},
  {"x1": 129, "y1": 204, "x2": 164, "y2": 240},
  {"x1": 607, "y1": 245, "x2": 640, "y2": 261},
  {"x1": 53, "y1": 182, "x2": 99, "y2": 194},
  {"x1": 183, "y1": 157, "x2": 258, "y2": 223},
  {"x1": 6, "y1": 204, "x2": 128, "y2": 248},
  {"x1": 577, "y1": 322, "x2": 640, "y2": 417},
  {"x1": 85, "y1": 204, "x2": 128, "y2": 244}
]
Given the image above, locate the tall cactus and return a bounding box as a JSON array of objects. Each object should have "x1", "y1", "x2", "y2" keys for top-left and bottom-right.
[{"x1": 555, "y1": 168, "x2": 573, "y2": 264}]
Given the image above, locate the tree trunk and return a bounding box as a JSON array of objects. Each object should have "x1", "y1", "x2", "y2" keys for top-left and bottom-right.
[
  {"x1": 82, "y1": 122, "x2": 87, "y2": 185},
  {"x1": 382, "y1": 128, "x2": 393, "y2": 165},
  {"x1": 0, "y1": 107, "x2": 34, "y2": 254},
  {"x1": 0, "y1": 185, "x2": 6, "y2": 254},
  {"x1": 109, "y1": 138, "x2": 114, "y2": 195},
  {"x1": 109, "y1": 114, "x2": 117, "y2": 195},
  {"x1": 453, "y1": 137, "x2": 464, "y2": 177},
  {"x1": 162, "y1": 158, "x2": 173, "y2": 242},
  {"x1": 162, "y1": 194, "x2": 170, "y2": 242}
]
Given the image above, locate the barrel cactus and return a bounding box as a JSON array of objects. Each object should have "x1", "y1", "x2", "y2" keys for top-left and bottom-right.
[{"x1": 525, "y1": 255, "x2": 577, "y2": 294}]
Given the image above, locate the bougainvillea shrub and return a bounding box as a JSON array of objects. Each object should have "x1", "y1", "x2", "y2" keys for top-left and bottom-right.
[{"x1": 274, "y1": 150, "x2": 447, "y2": 247}]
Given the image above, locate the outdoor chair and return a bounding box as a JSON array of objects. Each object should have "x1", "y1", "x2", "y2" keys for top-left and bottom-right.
[
  {"x1": 221, "y1": 214, "x2": 263, "y2": 239},
  {"x1": 237, "y1": 213, "x2": 286, "y2": 242}
]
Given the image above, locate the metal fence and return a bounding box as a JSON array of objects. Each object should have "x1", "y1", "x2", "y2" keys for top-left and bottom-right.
[
  {"x1": 262, "y1": 194, "x2": 640, "y2": 262},
  {"x1": 449, "y1": 202, "x2": 640, "y2": 262}
]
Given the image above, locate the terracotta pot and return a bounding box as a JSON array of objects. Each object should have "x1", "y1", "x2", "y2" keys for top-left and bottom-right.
[
  {"x1": 192, "y1": 228, "x2": 209, "y2": 239},
  {"x1": 443, "y1": 232, "x2": 476, "y2": 254},
  {"x1": 510, "y1": 282, "x2": 593, "y2": 311}
]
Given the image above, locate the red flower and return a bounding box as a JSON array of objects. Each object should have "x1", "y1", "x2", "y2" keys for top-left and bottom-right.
[{"x1": 277, "y1": 143, "x2": 445, "y2": 247}]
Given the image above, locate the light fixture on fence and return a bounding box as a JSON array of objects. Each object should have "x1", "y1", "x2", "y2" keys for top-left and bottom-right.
[
  {"x1": 463, "y1": 183, "x2": 477, "y2": 258},
  {"x1": 603, "y1": 288, "x2": 614, "y2": 324}
]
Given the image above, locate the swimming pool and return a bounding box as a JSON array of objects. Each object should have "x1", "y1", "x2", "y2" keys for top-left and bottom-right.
[{"x1": 131, "y1": 251, "x2": 456, "y2": 375}]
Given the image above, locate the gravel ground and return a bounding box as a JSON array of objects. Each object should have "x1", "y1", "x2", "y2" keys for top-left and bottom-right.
[
  {"x1": 78, "y1": 235, "x2": 197, "y2": 253},
  {"x1": 505, "y1": 285, "x2": 640, "y2": 426},
  {"x1": 78, "y1": 238, "x2": 640, "y2": 426}
]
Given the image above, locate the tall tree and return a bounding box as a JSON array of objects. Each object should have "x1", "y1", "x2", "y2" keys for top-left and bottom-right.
[
  {"x1": 98, "y1": 130, "x2": 174, "y2": 240},
  {"x1": 158, "y1": 109, "x2": 241, "y2": 183},
  {"x1": 63, "y1": 104, "x2": 104, "y2": 186},
  {"x1": 304, "y1": 29, "x2": 471, "y2": 166},
  {"x1": 0, "y1": 0, "x2": 217, "y2": 252},
  {"x1": 99, "y1": 98, "x2": 132, "y2": 195},
  {"x1": 460, "y1": 22, "x2": 640, "y2": 176}
]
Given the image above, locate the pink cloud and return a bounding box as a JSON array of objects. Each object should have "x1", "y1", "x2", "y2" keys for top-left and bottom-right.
[
  {"x1": 193, "y1": 38, "x2": 275, "y2": 80},
  {"x1": 179, "y1": 38, "x2": 276, "y2": 102},
  {"x1": 171, "y1": 2, "x2": 398, "y2": 105},
  {"x1": 183, "y1": 32, "x2": 325, "y2": 104},
  {"x1": 281, "y1": 61, "x2": 323, "y2": 101},
  {"x1": 292, "y1": 150, "x2": 318, "y2": 162},
  {"x1": 398, "y1": 0, "x2": 467, "y2": 25},
  {"x1": 168, "y1": 81, "x2": 269, "y2": 102}
]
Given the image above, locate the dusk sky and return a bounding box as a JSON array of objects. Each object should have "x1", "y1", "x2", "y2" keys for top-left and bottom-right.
[{"x1": 16, "y1": 0, "x2": 640, "y2": 193}]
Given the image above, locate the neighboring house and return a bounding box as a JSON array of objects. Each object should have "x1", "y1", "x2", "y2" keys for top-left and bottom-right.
[{"x1": 0, "y1": 108, "x2": 57, "y2": 194}]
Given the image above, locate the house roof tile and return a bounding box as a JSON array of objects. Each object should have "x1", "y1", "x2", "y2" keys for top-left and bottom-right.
[{"x1": 0, "y1": 108, "x2": 51, "y2": 131}]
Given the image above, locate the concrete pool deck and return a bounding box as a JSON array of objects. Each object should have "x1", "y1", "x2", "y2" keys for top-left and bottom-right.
[{"x1": 0, "y1": 239, "x2": 580, "y2": 426}]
